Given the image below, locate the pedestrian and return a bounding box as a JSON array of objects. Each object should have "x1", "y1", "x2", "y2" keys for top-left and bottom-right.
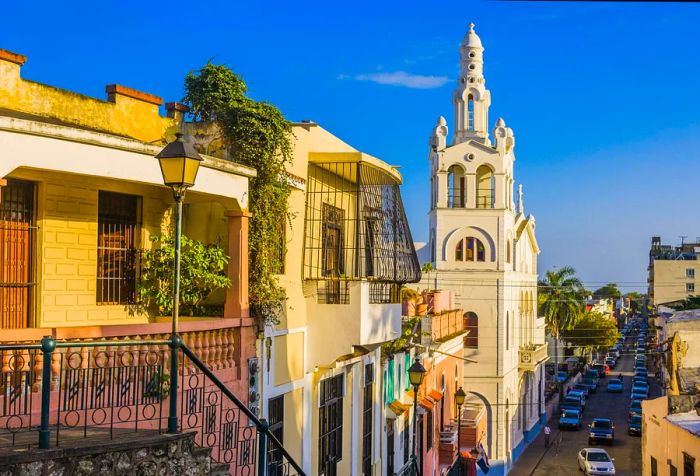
[{"x1": 544, "y1": 425, "x2": 551, "y2": 448}]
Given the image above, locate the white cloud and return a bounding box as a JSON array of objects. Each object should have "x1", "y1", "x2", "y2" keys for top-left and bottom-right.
[{"x1": 352, "y1": 71, "x2": 449, "y2": 89}]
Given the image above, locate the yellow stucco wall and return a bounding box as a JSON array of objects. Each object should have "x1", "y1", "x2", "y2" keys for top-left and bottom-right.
[
  {"x1": 273, "y1": 332, "x2": 305, "y2": 386},
  {"x1": 8, "y1": 168, "x2": 229, "y2": 328},
  {"x1": 283, "y1": 387, "x2": 305, "y2": 464},
  {"x1": 0, "y1": 53, "x2": 176, "y2": 144},
  {"x1": 652, "y1": 260, "x2": 700, "y2": 306},
  {"x1": 643, "y1": 396, "x2": 700, "y2": 476}
]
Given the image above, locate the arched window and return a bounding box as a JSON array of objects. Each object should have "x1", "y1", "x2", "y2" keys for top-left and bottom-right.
[
  {"x1": 506, "y1": 240, "x2": 511, "y2": 263},
  {"x1": 455, "y1": 237, "x2": 485, "y2": 262},
  {"x1": 476, "y1": 165, "x2": 495, "y2": 209},
  {"x1": 467, "y1": 94, "x2": 474, "y2": 131},
  {"x1": 464, "y1": 312, "x2": 478, "y2": 348},
  {"x1": 447, "y1": 165, "x2": 465, "y2": 208}
]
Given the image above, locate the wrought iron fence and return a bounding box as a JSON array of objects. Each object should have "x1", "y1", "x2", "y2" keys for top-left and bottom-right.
[
  {"x1": 0, "y1": 337, "x2": 305, "y2": 476},
  {"x1": 396, "y1": 456, "x2": 419, "y2": 476}
]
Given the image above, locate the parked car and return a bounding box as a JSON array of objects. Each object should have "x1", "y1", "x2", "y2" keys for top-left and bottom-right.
[
  {"x1": 559, "y1": 409, "x2": 583, "y2": 431},
  {"x1": 560, "y1": 396, "x2": 584, "y2": 414},
  {"x1": 631, "y1": 389, "x2": 648, "y2": 400},
  {"x1": 556, "y1": 371, "x2": 569, "y2": 383},
  {"x1": 578, "y1": 448, "x2": 616, "y2": 476},
  {"x1": 606, "y1": 378, "x2": 623, "y2": 393},
  {"x1": 592, "y1": 363, "x2": 609, "y2": 377},
  {"x1": 635, "y1": 369, "x2": 648, "y2": 378},
  {"x1": 628, "y1": 415, "x2": 642, "y2": 436},
  {"x1": 633, "y1": 376, "x2": 648, "y2": 386},
  {"x1": 629, "y1": 399, "x2": 643, "y2": 418},
  {"x1": 585, "y1": 369, "x2": 600, "y2": 384},
  {"x1": 605, "y1": 357, "x2": 616, "y2": 369},
  {"x1": 581, "y1": 378, "x2": 598, "y2": 393},
  {"x1": 588, "y1": 418, "x2": 615, "y2": 445},
  {"x1": 567, "y1": 390, "x2": 587, "y2": 409},
  {"x1": 573, "y1": 383, "x2": 590, "y2": 398}
]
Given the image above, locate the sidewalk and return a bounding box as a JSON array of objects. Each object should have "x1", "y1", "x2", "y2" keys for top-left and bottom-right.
[{"x1": 508, "y1": 394, "x2": 562, "y2": 476}]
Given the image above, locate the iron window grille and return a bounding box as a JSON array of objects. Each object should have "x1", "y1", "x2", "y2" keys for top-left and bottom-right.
[
  {"x1": 303, "y1": 161, "x2": 420, "y2": 304},
  {"x1": 268, "y1": 395, "x2": 284, "y2": 468},
  {"x1": 319, "y1": 374, "x2": 344, "y2": 476},
  {"x1": 0, "y1": 180, "x2": 36, "y2": 329},
  {"x1": 97, "y1": 191, "x2": 141, "y2": 305},
  {"x1": 402, "y1": 414, "x2": 409, "y2": 464},
  {"x1": 369, "y1": 282, "x2": 401, "y2": 304},
  {"x1": 684, "y1": 453, "x2": 695, "y2": 476}
]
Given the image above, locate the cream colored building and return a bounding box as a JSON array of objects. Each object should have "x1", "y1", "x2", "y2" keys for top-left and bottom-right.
[
  {"x1": 414, "y1": 24, "x2": 547, "y2": 473},
  {"x1": 648, "y1": 236, "x2": 700, "y2": 306},
  {"x1": 259, "y1": 123, "x2": 420, "y2": 475},
  {"x1": 642, "y1": 396, "x2": 700, "y2": 476}
]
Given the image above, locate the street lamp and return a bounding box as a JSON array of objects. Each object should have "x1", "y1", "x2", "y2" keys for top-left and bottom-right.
[
  {"x1": 455, "y1": 387, "x2": 466, "y2": 458},
  {"x1": 408, "y1": 356, "x2": 427, "y2": 473},
  {"x1": 156, "y1": 131, "x2": 203, "y2": 434}
]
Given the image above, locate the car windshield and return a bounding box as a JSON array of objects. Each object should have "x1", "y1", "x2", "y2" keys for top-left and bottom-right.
[
  {"x1": 631, "y1": 402, "x2": 642, "y2": 409},
  {"x1": 587, "y1": 452, "x2": 611, "y2": 462},
  {"x1": 592, "y1": 420, "x2": 611, "y2": 429},
  {"x1": 630, "y1": 416, "x2": 642, "y2": 424},
  {"x1": 609, "y1": 379, "x2": 621, "y2": 385},
  {"x1": 562, "y1": 411, "x2": 578, "y2": 418}
]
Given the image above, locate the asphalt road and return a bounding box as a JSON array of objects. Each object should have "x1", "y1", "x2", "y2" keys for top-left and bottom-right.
[{"x1": 526, "y1": 341, "x2": 661, "y2": 475}]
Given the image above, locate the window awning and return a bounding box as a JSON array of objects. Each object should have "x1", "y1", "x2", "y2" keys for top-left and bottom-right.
[
  {"x1": 387, "y1": 400, "x2": 411, "y2": 419},
  {"x1": 428, "y1": 390, "x2": 444, "y2": 402},
  {"x1": 420, "y1": 398, "x2": 435, "y2": 410}
]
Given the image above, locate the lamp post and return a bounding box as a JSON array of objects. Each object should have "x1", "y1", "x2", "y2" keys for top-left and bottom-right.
[
  {"x1": 455, "y1": 387, "x2": 466, "y2": 458},
  {"x1": 408, "y1": 355, "x2": 427, "y2": 474},
  {"x1": 156, "y1": 132, "x2": 203, "y2": 434}
]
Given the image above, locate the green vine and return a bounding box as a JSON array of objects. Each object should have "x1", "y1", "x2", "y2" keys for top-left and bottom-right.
[
  {"x1": 183, "y1": 62, "x2": 293, "y2": 326},
  {"x1": 138, "y1": 235, "x2": 230, "y2": 316}
]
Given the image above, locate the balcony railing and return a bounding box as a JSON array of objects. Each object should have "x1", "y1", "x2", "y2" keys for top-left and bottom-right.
[
  {"x1": 0, "y1": 336, "x2": 305, "y2": 476},
  {"x1": 420, "y1": 310, "x2": 466, "y2": 345},
  {"x1": 519, "y1": 342, "x2": 549, "y2": 372}
]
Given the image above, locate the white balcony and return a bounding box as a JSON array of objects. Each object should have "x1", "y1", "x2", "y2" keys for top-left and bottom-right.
[
  {"x1": 519, "y1": 342, "x2": 548, "y2": 372},
  {"x1": 307, "y1": 280, "x2": 401, "y2": 368}
]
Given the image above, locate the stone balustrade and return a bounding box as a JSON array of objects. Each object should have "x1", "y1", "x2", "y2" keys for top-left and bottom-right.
[{"x1": 518, "y1": 342, "x2": 549, "y2": 372}]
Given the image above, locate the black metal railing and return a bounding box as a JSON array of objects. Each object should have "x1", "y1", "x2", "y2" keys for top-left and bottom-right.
[
  {"x1": 396, "y1": 455, "x2": 420, "y2": 476},
  {"x1": 0, "y1": 337, "x2": 305, "y2": 476}
]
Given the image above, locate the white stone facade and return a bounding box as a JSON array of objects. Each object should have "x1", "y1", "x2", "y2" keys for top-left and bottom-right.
[{"x1": 415, "y1": 23, "x2": 547, "y2": 470}]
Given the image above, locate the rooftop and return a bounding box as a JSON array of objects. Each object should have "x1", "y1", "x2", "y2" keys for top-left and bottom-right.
[{"x1": 667, "y1": 410, "x2": 700, "y2": 437}]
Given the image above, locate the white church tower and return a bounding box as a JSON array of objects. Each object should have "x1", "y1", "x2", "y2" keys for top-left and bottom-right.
[{"x1": 420, "y1": 23, "x2": 547, "y2": 473}]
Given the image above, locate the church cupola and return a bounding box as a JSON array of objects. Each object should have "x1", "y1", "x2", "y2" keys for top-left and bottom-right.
[{"x1": 453, "y1": 22, "x2": 492, "y2": 146}]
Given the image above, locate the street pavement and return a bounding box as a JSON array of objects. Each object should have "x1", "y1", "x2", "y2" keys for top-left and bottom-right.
[{"x1": 510, "y1": 338, "x2": 661, "y2": 475}]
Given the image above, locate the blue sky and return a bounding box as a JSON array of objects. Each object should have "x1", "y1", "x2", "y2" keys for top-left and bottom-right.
[{"x1": 3, "y1": 0, "x2": 700, "y2": 292}]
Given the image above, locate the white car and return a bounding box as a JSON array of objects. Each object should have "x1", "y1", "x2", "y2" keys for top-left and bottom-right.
[{"x1": 577, "y1": 448, "x2": 616, "y2": 475}]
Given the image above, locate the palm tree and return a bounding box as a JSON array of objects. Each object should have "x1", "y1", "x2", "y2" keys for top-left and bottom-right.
[{"x1": 538, "y1": 266, "x2": 585, "y2": 393}]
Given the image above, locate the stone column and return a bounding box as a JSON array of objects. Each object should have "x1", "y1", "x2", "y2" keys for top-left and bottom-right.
[
  {"x1": 0, "y1": 178, "x2": 6, "y2": 204},
  {"x1": 224, "y1": 210, "x2": 251, "y2": 320}
]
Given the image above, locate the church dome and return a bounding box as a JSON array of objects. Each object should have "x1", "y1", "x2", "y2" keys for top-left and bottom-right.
[{"x1": 462, "y1": 23, "x2": 483, "y2": 49}]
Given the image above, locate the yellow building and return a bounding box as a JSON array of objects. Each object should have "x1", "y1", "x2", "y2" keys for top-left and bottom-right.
[
  {"x1": 648, "y1": 236, "x2": 700, "y2": 306},
  {"x1": 260, "y1": 122, "x2": 421, "y2": 475},
  {"x1": 0, "y1": 46, "x2": 256, "y2": 386},
  {"x1": 642, "y1": 395, "x2": 700, "y2": 476}
]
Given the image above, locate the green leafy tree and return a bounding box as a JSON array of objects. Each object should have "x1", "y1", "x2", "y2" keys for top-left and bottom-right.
[
  {"x1": 625, "y1": 291, "x2": 645, "y2": 313},
  {"x1": 560, "y1": 311, "x2": 620, "y2": 359},
  {"x1": 669, "y1": 295, "x2": 700, "y2": 311},
  {"x1": 138, "y1": 235, "x2": 231, "y2": 316},
  {"x1": 184, "y1": 62, "x2": 293, "y2": 326},
  {"x1": 421, "y1": 262, "x2": 435, "y2": 290},
  {"x1": 592, "y1": 283, "x2": 622, "y2": 300},
  {"x1": 538, "y1": 266, "x2": 584, "y2": 380}
]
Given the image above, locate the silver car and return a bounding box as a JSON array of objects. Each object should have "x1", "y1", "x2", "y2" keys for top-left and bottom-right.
[{"x1": 577, "y1": 448, "x2": 616, "y2": 475}]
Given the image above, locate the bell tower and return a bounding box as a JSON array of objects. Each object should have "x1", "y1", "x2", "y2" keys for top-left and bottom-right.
[{"x1": 453, "y1": 23, "x2": 491, "y2": 145}]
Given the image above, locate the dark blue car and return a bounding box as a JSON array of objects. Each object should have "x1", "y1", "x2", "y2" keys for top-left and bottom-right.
[
  {"x1": 628, "y1": 415, "x2": 642, "y2": 436},
  {"x1": 558, "y1": 409, "x2": 582, "y2": 431},
  {"x1": 588, "y1": 418, "x2": 615, "y2": 445}
]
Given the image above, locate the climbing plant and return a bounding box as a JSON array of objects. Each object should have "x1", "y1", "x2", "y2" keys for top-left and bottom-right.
[{"x1": 183, "y1": 62, "x2": 293, "y2": 326}]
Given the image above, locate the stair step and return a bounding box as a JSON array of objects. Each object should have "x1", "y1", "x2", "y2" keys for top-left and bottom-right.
[{"x1": 210, "y1": 463, "x2": 231, "y2": 476}]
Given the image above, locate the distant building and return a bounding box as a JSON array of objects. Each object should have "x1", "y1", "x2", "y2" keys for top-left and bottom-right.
[
  {"x1": 642, "y1": 308, "x2": 700, "y2": 475},
  {"x1": 648, "y1": 236, "x2": 700, "y2": 306}
]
